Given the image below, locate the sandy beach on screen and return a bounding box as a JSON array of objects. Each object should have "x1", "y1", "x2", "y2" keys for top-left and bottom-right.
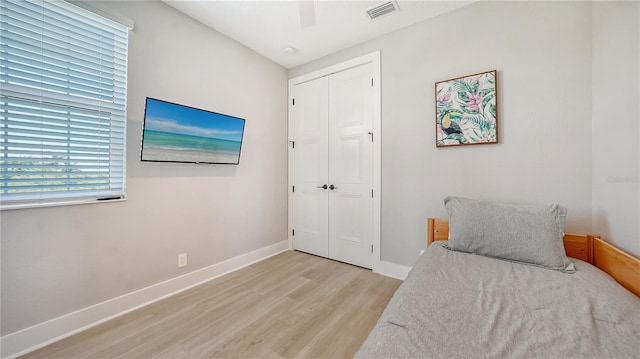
[{"x1": 142, "y1": 146, "x2": 239, "y2": 164}]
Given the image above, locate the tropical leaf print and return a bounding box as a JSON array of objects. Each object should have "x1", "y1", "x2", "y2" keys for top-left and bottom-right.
[
  {"x1": 435, "y1": 71, "x2": 497, "y2": 146},
  {"x1": 463, "y1": 113, "x2": 492, "y2": 131},
  {"x1": 480, "y1": 91, "x2": 495, "y2": 112}
]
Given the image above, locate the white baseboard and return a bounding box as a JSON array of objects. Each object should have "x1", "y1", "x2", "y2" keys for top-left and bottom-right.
[
  {"x1": 0, "y1": 240, "x2": 290, "y2": 359},
  {"x1": 373, "y1": 260, "x2": 412, "y2": 280}
]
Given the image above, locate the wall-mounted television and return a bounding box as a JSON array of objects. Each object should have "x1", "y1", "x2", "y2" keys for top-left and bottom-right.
[{"x1": 140, "y1": 97, "x2": 245, "y2": 165}]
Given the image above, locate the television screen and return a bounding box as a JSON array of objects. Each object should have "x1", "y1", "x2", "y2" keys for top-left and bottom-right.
[{"x1": 140, "y1": 98, "x2": 245, "y2": 165}]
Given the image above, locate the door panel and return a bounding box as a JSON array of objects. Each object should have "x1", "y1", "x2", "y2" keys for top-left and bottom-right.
[
  {"x1": 300, "y1": 141, "x2": 322, "y2": 181},
  {"x1": 328, "y1": 63, "x2": 374, "y2": 268},
  {"x1": 290, "y1": 77, "x2": 329, "y2": 257},
  {"x1": 333, "y1": 193, "x2": 363, "y2": 243},
  {"x1": 335, "y1": 134, "x2": 364, "y2": 183}
]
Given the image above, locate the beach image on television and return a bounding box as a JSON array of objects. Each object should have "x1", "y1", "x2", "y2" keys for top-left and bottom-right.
[{"x1": 141, "y1": 98, "x2": 245, "y2": 164}]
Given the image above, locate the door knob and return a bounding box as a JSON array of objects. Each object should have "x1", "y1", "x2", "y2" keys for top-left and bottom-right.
[
  {"x1": 329, "y1": 184, "x2": 337, "y2": 190},
  {"x1": 317, "y1": 184, "x2": 328, "y2": 190}
]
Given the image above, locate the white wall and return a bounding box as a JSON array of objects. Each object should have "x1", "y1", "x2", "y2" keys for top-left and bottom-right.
[
  {"x1": 591, "y1": 1, "x2": 640, "y2": 257},
  {"x1": 0, "y1": 0, "x2": 288, "y2": 336},
  {"x1": 291, "y1": 1, "x2": 595, "y2": 266}
]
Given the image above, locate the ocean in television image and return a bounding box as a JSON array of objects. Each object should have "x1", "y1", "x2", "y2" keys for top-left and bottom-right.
[{"x1": 141, "y1": 98, "x2": 245, "y2": 164}]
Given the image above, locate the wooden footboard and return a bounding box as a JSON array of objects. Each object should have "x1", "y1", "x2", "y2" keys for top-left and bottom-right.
[
  {"x1": 426, "y1": 218, "x2": 640, "y2": 297},
  {"x1": 593, "y1": 238, "x2": 640, "y2": 297}
]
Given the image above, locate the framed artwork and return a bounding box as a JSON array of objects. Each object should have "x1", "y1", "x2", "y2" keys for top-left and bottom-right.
[{"x1": 435, "y1": 70, "x2": 498, "y2": 147}]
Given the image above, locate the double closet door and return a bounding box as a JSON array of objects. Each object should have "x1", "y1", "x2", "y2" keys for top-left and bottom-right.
[{"x1": 289, "y1": 63, "x2": 374, "y2": 269}]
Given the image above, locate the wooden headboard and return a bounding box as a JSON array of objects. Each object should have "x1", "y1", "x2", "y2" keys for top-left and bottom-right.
[{"x1": 427, "y1": 218, "x2": 640, "y2": 297}]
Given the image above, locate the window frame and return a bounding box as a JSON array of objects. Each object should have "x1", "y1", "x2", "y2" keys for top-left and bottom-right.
[{"x1": 0, "y1": 0, "x2": 130, "y2": 210}]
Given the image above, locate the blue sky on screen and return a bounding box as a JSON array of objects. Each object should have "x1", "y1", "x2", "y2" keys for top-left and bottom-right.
[{"x1": 144, "y1": 98, "x2": 245, "y2": 142}]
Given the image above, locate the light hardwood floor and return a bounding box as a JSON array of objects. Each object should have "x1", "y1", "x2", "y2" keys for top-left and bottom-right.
[{"x1": 22, "y1": 250, "x2": 401, "y2": 359}]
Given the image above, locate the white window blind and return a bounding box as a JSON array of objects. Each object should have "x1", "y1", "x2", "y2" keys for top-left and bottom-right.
[{"x1": 0, "y1": 0, "x2": 129, "y2": 209}]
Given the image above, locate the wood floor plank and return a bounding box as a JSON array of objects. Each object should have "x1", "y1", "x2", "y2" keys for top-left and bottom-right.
[
  {"x1": 21, "y1": 251, "x2": 401, "y2": 359},
  {"x1": 298, "y1": 271, "x2": 400, "y2": 358}
]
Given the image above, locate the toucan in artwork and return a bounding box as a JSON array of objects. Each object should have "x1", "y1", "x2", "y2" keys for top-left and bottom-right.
[{"x1": 441, "y1": 112, "x2": 463, "y2": 135}]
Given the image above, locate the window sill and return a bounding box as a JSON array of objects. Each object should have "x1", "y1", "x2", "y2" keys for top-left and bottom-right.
[{"x1": 0, "y1": 196, "x2": 126, "y2": 211}]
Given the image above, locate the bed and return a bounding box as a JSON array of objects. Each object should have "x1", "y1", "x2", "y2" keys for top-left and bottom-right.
[{"x1": 356, "y1": 197, "x2": 640, "y2": 358}]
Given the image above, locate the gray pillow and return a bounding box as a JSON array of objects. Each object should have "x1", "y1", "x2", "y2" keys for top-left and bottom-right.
[{"x1": 444, "y1": 196, "x2": 575, "y2": 273}]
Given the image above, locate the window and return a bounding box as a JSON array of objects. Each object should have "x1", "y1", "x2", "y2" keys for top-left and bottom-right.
[{"x1": 0, "y1": 0, "x2": 129, "y2": 209}]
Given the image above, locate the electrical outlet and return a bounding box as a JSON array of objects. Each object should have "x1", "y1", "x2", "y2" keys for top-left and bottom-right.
[{"x1": 178, "y1": 253, "x2": 187, "y2": 268}]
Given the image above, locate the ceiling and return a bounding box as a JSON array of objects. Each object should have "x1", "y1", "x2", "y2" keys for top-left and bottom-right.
[{"x1": 163, "y1": 0, "x2": 475, "y2": 69}]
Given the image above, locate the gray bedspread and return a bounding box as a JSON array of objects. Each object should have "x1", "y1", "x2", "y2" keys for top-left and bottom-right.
[{"x1": 356, "y1": 242, "x2": 640, "y2": 358}]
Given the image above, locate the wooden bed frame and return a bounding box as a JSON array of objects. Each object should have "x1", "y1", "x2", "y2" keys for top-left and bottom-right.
[{"x1": 427, "y1": 218, "x2": 640, "y2": 298}]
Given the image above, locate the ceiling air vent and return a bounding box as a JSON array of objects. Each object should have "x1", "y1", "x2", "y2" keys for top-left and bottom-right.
[{"x1": 365, "y1": 0, "x2": 400, "y2": 21}]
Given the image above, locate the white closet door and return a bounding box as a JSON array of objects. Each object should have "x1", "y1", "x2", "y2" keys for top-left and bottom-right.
[
  {"x1": 328, "y1": 63, "x2": 374, "y2": 269},
  {"x1": 290, "y1": 77, "x2": 329, "y2": 257}
]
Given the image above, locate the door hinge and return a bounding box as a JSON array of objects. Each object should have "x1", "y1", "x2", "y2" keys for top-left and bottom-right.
[
  {"x1": 292, "y1": 229, "x2": 295, "y2": 236},
  {"x1": 289, "y1": 140, "x2": 295, "y2": 149},
  {"x1": 371, "y1": 244, "x2": 374, "y2": 253},
  {"x1": 371, "y1": 78, "x2": 374, "y2": 87},
  {"x1": 292, "y1": 185, "x2": 295, "y2": 192},
  {"x1": 371, "y1": 189, "x2": 374, "y2": 198},
  {"x1": 367, "y1": 132, "x2": 373, "y2": 142},
  {"x1": 292, "y1": 98, "x2": 295, "y2": 106}
]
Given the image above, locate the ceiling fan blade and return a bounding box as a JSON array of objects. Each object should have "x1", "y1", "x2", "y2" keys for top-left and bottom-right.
[{"x1": 298, "y1": 0, "x2": 316, "y2": 28}]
